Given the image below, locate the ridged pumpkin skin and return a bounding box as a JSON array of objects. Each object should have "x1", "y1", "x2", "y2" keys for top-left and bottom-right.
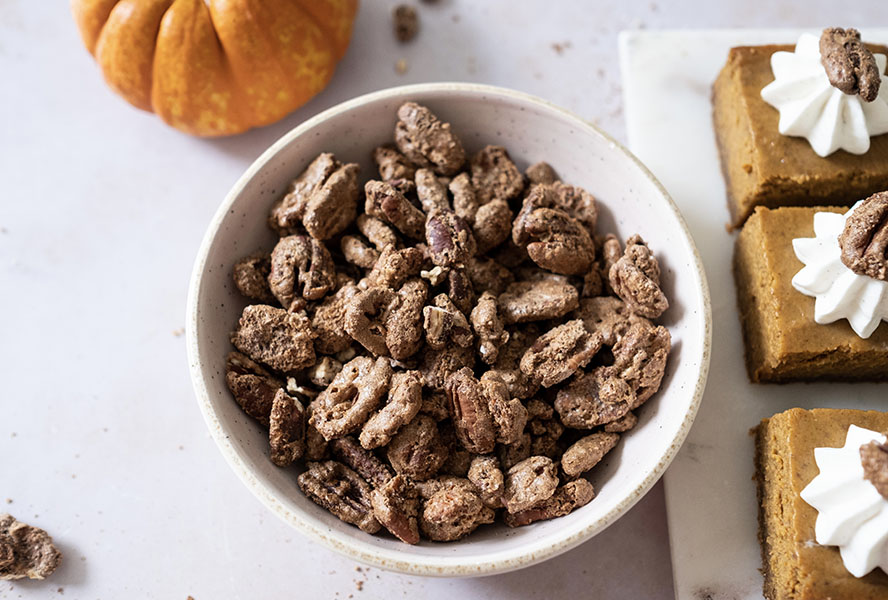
[{"x1": 72, "y1": 0, "x2": 358, "y2": 136}]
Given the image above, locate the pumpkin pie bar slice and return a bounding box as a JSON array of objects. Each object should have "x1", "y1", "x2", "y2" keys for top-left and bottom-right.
[{"x1": 755, "y1": 408, "x2": 888, "y2": 600}]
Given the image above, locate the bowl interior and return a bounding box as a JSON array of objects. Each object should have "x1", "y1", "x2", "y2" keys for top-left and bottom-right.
[{"x1": 188, "y1": 84, "x2": 710, "y2": 575}]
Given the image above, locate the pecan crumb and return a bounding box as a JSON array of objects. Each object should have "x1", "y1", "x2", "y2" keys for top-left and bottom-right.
[{"x1": 393, "y1": 5, "x2": 419, "y2": 43}]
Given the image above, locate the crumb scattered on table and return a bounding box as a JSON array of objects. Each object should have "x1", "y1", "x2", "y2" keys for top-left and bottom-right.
[{"x1": 395, "y1": 59, "x2": 408, "y2": 75}]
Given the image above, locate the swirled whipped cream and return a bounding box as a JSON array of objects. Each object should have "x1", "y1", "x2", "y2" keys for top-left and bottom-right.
[
  {"x1": 760, "y1": 33, "x2": 888, "y2": 156},
  {"x1": 800, "y1": 425, "x2": 888, "y2": 578},
  {"x1": 792, "y1": 202, "x2": 888, "y2": 338}
]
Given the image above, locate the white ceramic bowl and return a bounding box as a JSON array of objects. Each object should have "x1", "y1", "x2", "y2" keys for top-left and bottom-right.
[{"x1": 186, "y1": 83, "x2": 711, "y2": 577}]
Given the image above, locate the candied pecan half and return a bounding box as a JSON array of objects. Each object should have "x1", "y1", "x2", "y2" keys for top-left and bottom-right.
[
  {"x1": 839, "y1": 192, "x2": 888, "y2": 280},
  {"x1": 470, "y1": 291, "x2": 510, "y2": 365},
  {"x1": 341, "y1": 235, "x2": 380, "y2": 269},
  {"x1": 309, "y1": 356, "x2": 393, "y2": 440},
  {"x1": 562, "y1": 432, "x2": 620, "y2": 478},
  {"x1": 520, "y1": 208, "x2": 595, "y2": 276},
  {"x1": 466, "y1": 256, "x2": 515, "y2": 296},
  {"x1": 482, "y1": 371, "x2": 528, "y2": 445},
  {"x1": 488, "y1": 325, "x2": 541, "y2": 400},
  {"x1": 374, "y1": 145, "x2": 417, "y2": 182},
  {"x1": 554, "y1": 366, "x2": 635, "y2": 429},
  {"x1": 312, "y1": 282, "x2": 361, "y2": 355},
  {"x1": 365, "y1": 180, "x2": 426, "y2": 240},
  {"x1": 232, "y1": 252, "x2": 275, "y2": 304},
  {"x1": 520, "y1": 319, "x2": 603, "y2": 387},
  {"x1": 329, "y1": 436, "x2": 394, "y2": 488},
  {"x1": 230, "y1": 305, "x2": 316, "y2": 372},
  {"x1": 0, "y1": 514, "x2": 62, "y2": 581},
  {"x1": 225, "y1": 351, "x2": 283, "y2": 426},
  {"x1": 861, "y1": 441, "x2": 888, "y2": 499},
  {"x1": 425, "y1": 210, "x2": 477, "y2": 268},
  {"x1": 571, "y1": 296, "x2": 650, "y2": 347},
  {"x1": 371, "y1": 475, "x2": 420, "y2": 544},
  {"x1": 503, "y1": 479, "x2": 594, "y2": 527},
  {"x1": 446, "y1": 367, "x2": 497, "y2": 454},
  {"x1": 345, "y1": 279, "x2": 428, "y2": 359},
  {"x1": 502, "y1": 456, "x2": 559, "y2": 514},
  {"x1": 449, "y1": 172, "x2": 479, "y2": 225},
  {"x1": 359, "y1": 370, "x2": 423, "y2": 449},
  {"x1": 604, "y1": 411, "x2": 638, "y2": 433},
  {"x1": 269, "y1": 389, "x2": 306, "y2": 467},
  {"x1": 365, "y1": 245, "x2": 427, "y2": 289},
  {"x1": 415, "y1": 168, "x2": 451, "y2": 215},
  {"x1": 470, "y1": 145, "x2": 525, "y2": 204},
  {"x1": 473, "y1": 199, "x2": 513, "y2": 254},
  {"x1": 612, "y1": 322, "x2": 671, "y2": 408},
  {"x1": 418, "y1": 344, "x2": 475, "y2": 391},
  {"x1": 420, "y1": 486, "x2": 495, "y2": 541},
  {"x1": 297, "y1": 461, "x2": 381, "y2": 533},
  {"x1": 269, "y1": 235, "x2": 336, "y2": 306},
  {"x1": 423, "y1": 293, "x2": 473, "y2": 349},
  {"x1": 302, "y1": 163, "x2": 360, "y2": 240},
  {"x1": 609, "y1": 235, "x2": 669, "y2": 319},
  {"x1": 467, "y1": 455, "x2": 505, "y2": 509},
  {"x1": 514, "y1": 183, "x2": 598, "y2": 240},
  {"x1": 357, "y1": 214, "x2": 400, "y2": 250},
  {"x1": 269, "y1": 153, "x2": 336, "y2": 233},
  {"x1": 386, "y1": 414, "x2": 448, "y2": 481},
  {"x1": 820, "y1": 27, "x2": 881, "y2": 101},
  {"x1": 525, "y1": 161, "x2": 559, "y2": 185},
  {"x1": 446, "y1": 267, "x2": 476, "y2": 315},
  {"x1": 498, "y1": 278, "x2": 579, "y2": 324},
  {"x1": 394, "y1": 102, "x2": 466, "y2": 176}
]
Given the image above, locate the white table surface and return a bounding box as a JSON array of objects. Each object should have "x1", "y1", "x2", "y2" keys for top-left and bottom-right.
[{"x1": 0, "y1": 2, "x2": 879, "y2": 599}]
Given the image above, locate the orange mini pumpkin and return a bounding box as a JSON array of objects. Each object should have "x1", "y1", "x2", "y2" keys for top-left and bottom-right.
[{"x1": 72, "y1": 0, "x2": 359, "y2": 136}]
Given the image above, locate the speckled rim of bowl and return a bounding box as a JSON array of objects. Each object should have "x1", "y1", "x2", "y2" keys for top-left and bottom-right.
[{"x1": 186, "y1": 82, "x2": 712, "y2": 577}]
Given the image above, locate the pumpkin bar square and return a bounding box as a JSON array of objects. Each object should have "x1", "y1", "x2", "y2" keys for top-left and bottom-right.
[
  {"x1": 733, "y1": 205, "x2": 888, "y2": 382},
  {"x1": 712, "y1": 44, "x2": 888, "y2": 227},
  {"x1": 755, "y1": 408, "x2": 888, "y2": 600}
]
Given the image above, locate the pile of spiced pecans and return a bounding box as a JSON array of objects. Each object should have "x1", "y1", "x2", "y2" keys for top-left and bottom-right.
[{"x1": 225, "y1": 102, "x2": 672, "y2": 543}]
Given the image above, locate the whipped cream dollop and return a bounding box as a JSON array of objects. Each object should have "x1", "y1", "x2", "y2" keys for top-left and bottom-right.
[
  {"x1": 792, "y1": 202, "x2": 888, "y2": 338},
  {"x1": 801, "y1": 425, "x2": 888, "y2": 578},
  {"x1": 760, "y1": 33, "x2": 888, "y2": 156}
]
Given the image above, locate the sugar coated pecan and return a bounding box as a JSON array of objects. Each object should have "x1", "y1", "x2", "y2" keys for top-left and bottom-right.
[
  {"x1": 374, "y1": 145, "x2": 417, "y2": 182},
  {"x1": 269, "y1": 235, "x2": 336, "y2": 306},
  {"x1": 297, "y1": 461, "x2": 381, "y2": 533},
  {"x1": 360, "y1": 370, "x2": 423, "y2": 449},
  {"x1": 386, "y1": 414, "x2": 448, "y2": 481},
  {"x1": 230, "y1": 305, "x2": 316, "y2": 372},
  {"x1": 225, "y1": 351, "x2": 283, "y2": 426},
  {"x1": 554, "y1": 366, "x2": 635, "y2": 429},
  {"x1": 269, "y1": 389, "x2": 306, "y2": 467},
  {"x1": 365, "y1": 246, "x2": 426, "y2": 289},
  {"x1": 302, "y1": 163, "x2": 360, "y2": 240},
  {"x1": 446, "y1": 267, "x2": 476, "y2": 315},
  {"x1": 341, "y1": 235, "x2": 380, "y2": 269},
  {"x1": 502, "y1": 456, "x2": 559, "y2": 514},
  {"x1": 839, "y1": 192, "x2": 888, "y2": 281},
  {"x1": 520, "y1": 319, "x2": 602, "y2": 387},
  {"x1": 467, "y1": 256, "x2": 514, "y2": 296},
  {"x1": 470, "y1": 291, "x2": 510, "y2": 364},
  {"x1": 562, "y1": 432, "x2": 620, "y2": 478},
  {"x1": 309, "y1": 356, "x2": 393, "y2": 440},
  {"x1": 470, "y1": 145, "x2": 525, "y2": 204},
  {"x1": 571, "y1": 296, "x2": 650, "y2": 347},
  {"x1": 488, "y1": 325, "x2": 540, "y2": 400},
  {"x1": 608, "y1": 235, "x2": 668, "y2": 318},
  {"x1": 425, "y1": 210, "x2": 476, "y2": 267},
  {"x1": 521, "y1": 208, "x2": 595, "y2": 275},
  {"x1": 860, "y1": 441, "x2": 888, "y2": 499},
  {"x1": 482, "y1": 372, "x2": 528, "y2": 445},
  {"x1": 420, "y1": 486, "x2": 495, "y2": 541},
  {"x1": 357, "y1": 214, "x2": 400, "y2": 250},
  {"x1": 514, "y1": 182, "x2": 598, "y2": 239},
  {"x1": 820, "y1": 27, "x2": 881, "y2": 102},
  {"x1": 329, "y1": 436, "x2": 394, "y2": 488},
  {"x1": 365, "y1": 180, "x2": 426, "y2": 240},
  {"x1": 604, "y1": 411, "x2": 638, "y2": 433},
  {"x1": 423, "y1": 293, "x2": 473, "y2": 350},
  {"x1": 415, "y1": 168, "x2": 451, "y2": 215},
  {"x1": 525, "y1": 161, "x2": 559, "y2": 185},
  {"x1": 232, "y1": 252, "x2": 275, "y2": 304},
  {"x1": 612, "y1": 322, "x2": 671, "y2": 408},
  {"x1": 504, "y1": 479, "x2": 594, "y2": 527},
  {"x1": 467, "y1": 454, "x2": 505, "y2": 509},
  {"x1": 418, "y1": 344, "x2": 475, "y2": 391},
  {"x1": 371, "y1": 475, "x2": 420, "y2": 544},
  {"x1": 497, "y1": 432, "x2": 532, "y2": 470},
  {"x1": 269, "y1": 153, "x2": 338, "y2": 233},
  {"x1": 445, "y1": 368, "x2": 496, "y2": 454},
  {"x1": 473, "y1": 199, "x2": 513, "y2": 254},
  {"x1": 0, "y1": 514, "x2": 62, "y2": 581},
  {"x1": 449, "y1": 172, "x2": 479, "y2": 224},
  {"x1": 498, "y1": 278, "x2": 579, "y2": 324},
  {"x1": 345, "y1": 279, "x2": 427, "y2": 359},
  {"x1": 394, "y1": 102, "x2": 466, "y2": 176},
  {"x1": 312, "y1": 282, "x2": 360, "y2": 355}
]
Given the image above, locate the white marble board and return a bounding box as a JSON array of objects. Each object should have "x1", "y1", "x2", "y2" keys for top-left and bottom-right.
[{"x1": 620, "y1": 29, "x2": 888, "y2": 600}]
